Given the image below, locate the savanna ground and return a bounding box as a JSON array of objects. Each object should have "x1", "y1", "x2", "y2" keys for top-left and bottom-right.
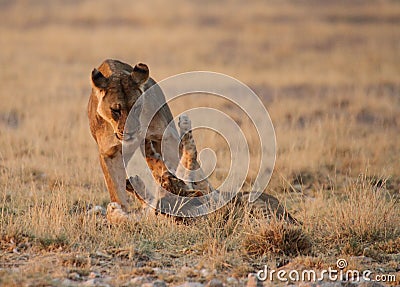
[{"x1": 0, "y1": 1, "x2": 400, "y2": 286}]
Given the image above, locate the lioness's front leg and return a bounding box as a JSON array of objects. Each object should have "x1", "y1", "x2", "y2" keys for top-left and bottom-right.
[{"x1": 99, "y1": 152, "x2": 129, "y2": 211}]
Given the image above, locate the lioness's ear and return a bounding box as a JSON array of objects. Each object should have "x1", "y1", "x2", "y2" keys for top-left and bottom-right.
[
  {"x1": 91, "y1": 68, "x2": 109, "y2": 89},
  {"x1": 131, "y1": 63, "x2": 149, "y2": 85}
]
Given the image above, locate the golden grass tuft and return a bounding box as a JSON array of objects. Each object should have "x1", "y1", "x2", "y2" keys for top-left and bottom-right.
[
  {"x1": 243, "y1": 219, "x2": 311, "y2": 257},
  {"x1": 301, "y1": 175, "x2": 400, "y2": 256}
]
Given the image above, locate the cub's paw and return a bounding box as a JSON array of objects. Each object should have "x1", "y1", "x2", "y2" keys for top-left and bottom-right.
[{"x1": 178, "y1": 114, "x2": 192, "y2": 135}]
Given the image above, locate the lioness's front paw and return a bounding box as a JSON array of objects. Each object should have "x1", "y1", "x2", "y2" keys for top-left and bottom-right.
[{"x1": 106, "y1": 202, "x2": 130, "y2": 224}]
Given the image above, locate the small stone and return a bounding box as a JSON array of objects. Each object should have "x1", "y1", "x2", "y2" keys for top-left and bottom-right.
[
  {"x1": 200, "y1": 269, "x2": 210, "y2": 277},
  {"x1": 226, "y1": 277, "x2": 238, "y2": 285},
  {"x1": 130, "y1": 276, "x2": 146, "y2": 284},
  {"x1": 181, "y1": 266, "x2": 193, "y2": 273},
  {"x1": 176, "y1": 282, "x2": 205, "y2": 287},
  {"x1": 88, "y1": 272, "x2": 100, "y2": 279},
  {"x1": 246, "y1": 273, "x2": 263, "y2": 287},
  {"x1": 206, "y1": 278, "x2": 223, "y2": 287},
  {"x1": 180, "y1": 266, "x2": 198, "y2": 278},
  {"x1": 152, "y1": 280, "x2": 167, "y2": 287},
  {"x1": 142, "y1": 280, "x2": 167, "y2": 287},
  {"x1": 67, "y1": 272, "x2": 80, "y2": 281},
  {"x1": 315, "y1": 283, "x2": 343, "y2": 287},
  {"x1": 153, "y1": 267, "x2": 170, "y2": 276},
  {"x1": 87, "y1": 205, "x2": 106, "y2": 216},
  {"x1": 61, "y1": 278, "x2": 79, "y2": 287},
  {"x1": 292, "y1": 184, "x2": 302, "y2": 192},
  {"x1": 83, "y1": 279, "x2": 110, "y2": 287}
]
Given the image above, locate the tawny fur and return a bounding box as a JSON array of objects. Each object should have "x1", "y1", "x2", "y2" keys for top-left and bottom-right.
[{"x1": 88, "y1": 59, "x2": 179, "y2": 211}]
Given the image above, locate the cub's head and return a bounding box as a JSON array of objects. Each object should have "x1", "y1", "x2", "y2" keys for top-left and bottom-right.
[{"x1": 91, "y1": 63, "x2": 149, "y2": 142}]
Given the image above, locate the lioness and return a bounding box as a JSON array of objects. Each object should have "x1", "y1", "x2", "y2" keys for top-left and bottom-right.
[
  {"x1": 88, "y1": 59, "x2": 297, "y2": 224},
  {"x1": 88, "y1": 59, "x2": 183, "y2": 211}
]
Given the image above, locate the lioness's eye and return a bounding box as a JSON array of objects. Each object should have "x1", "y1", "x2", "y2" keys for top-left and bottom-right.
[{"x1": 111, "y1": 108, "x2": 121, "y2": 119}]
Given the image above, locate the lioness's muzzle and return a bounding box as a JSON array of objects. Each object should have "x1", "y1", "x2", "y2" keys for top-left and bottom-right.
[
  {"x1": 115, "y1": 132, "x2": 135, "y2": 142},
  {"x1": 115, "y1": 132, "x2": 123, "y2": 141}
]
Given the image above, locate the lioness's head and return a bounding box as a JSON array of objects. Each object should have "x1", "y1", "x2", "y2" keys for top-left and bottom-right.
[{"x1": 91, "y1": 63, "x2": 149, "y2": 142}]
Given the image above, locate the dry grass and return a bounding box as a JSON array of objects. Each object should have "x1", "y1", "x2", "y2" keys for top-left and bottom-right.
[
  {"x1": 0, "y1": 0, "x2": 400, "y2": 285},
  {"x1": 243, "y1": 218, "x2": 311, "y2": 257},
  {"x1": 300, "y1": 175, "x2": 399, "y2": 255}
]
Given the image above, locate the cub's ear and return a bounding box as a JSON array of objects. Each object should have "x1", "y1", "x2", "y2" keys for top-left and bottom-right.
[
  {"x1": 131, "y1": 63, "x2": 149, "y2": 85},
  {"x1": 91, "y1": 68, "x2": 109, "y2": 89}
]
